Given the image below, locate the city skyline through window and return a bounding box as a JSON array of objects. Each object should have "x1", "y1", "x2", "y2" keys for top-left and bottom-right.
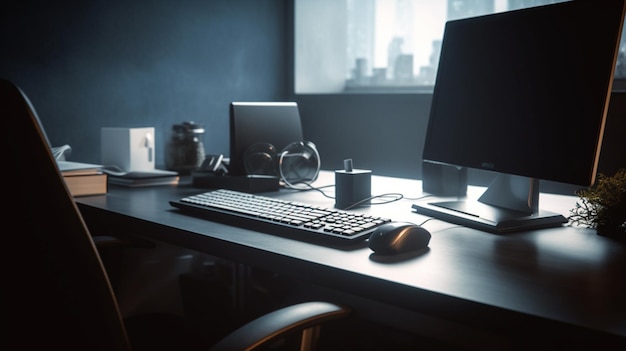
[
  {"x1": 345, "y1": 0, "x2": 570, "y2": 90},
  {"x1": 295, "y1": 0, "x2": 625, "y2": 93}
]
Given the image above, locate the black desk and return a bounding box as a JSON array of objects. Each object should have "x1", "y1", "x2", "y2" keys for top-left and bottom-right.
[{"x1": 76, "y1": 172, "x2": 626, "y2": 349}]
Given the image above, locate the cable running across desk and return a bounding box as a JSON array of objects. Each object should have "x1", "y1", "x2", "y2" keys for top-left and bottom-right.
[{"x1": 170, "y1": 189, "x2": 393, "y2": 246}]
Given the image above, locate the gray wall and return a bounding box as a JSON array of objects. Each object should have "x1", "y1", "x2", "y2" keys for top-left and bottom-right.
[{"x1": 1, "y1": 0, "x2": 290, "y2": 167}]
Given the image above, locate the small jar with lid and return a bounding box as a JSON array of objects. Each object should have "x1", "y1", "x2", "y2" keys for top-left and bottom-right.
[{"x1": 165, "y1": 121, "x2": 206, "y2": 174}]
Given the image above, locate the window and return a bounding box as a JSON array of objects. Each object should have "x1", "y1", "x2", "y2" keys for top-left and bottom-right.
[{"x1": 295, "y1": 0, "x2": 626, "y2": 94}]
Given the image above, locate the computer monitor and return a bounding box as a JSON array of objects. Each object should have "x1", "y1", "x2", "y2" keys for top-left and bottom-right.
[
  {"x1": 413, "y1": 0, "x2": 626, "y2": 233},
  {"x1": 229, "y1": 102, "x2": 304, "y2": 176}
]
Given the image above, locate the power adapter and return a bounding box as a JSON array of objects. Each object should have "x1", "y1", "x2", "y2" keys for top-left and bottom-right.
[{"x1": 335, "y1": 159, "x2": 371, "y2": 209}]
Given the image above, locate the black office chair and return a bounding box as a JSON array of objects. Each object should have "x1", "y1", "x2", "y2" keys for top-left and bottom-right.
[{"x1": 1, "y1": 78, "x2": 349, "y2": 351}]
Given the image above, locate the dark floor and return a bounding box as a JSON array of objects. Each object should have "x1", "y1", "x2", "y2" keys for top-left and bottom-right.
[
  {"x1": 100, "y1": 246, "x2": 472, "y2": 350},
  {"x1": 312, "y1": 317, "x2": 465, "y2": 351},
  {"x1": 224, "y1": 267, "x2": 471, "y2": 351}
]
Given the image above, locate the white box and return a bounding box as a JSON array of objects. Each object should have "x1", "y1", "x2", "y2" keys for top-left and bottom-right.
[{"x1": 101, "y1": 127, "x2": 155, "y2": 171}]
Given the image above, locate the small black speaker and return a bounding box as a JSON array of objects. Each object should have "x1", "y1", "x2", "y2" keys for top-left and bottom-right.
[{"x1": 422, "y1": 161, "x2": 468, "y2": 197}]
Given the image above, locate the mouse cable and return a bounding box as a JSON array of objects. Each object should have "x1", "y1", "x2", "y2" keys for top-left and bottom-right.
[
  {"x1": 346, "y1": 193, "x2": 433, "y2": 210},
  {"x1": 281, "y1": 183, "x2": 434, "y2": 212},
  {"x1": 402, "y1": 194, "x2": 433, "y2": 201},
  {"x1": 286, "y1": 183, "x2": 404, "y2": 209},
  {"x1": 281, "y1": 182, "x2": 336, "y2": 199},
  {"x1": 417, "y1": 217, "x2": 435, "y2": 227},
  {"x1": 342, "y1": 193, "x2": 404, "y2": 211}
]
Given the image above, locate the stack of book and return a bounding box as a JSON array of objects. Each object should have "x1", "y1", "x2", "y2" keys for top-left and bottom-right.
[
  {"x1": 58, "y1": 161, "x2": 108, "y2": 197},
  {"x1": 104, "y1": 168, "x2": 179, "y2": 187}
]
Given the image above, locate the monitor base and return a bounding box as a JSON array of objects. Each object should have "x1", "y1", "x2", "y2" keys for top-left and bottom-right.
[{"x1": 411, "y1": 199, "x2": 567, "y2": 233}]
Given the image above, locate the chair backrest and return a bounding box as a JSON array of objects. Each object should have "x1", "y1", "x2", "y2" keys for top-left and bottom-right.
[{"x1": 2, "y1": 79, "x2": 131, "y2": 350}]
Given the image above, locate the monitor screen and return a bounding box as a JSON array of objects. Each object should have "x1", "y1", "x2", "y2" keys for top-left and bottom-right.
[
  {"x1": 414, "y1": 0, "x2": 626, "y2": 233},
  {"x1": 229, "y1": 102, "x2": 304, "y2": 176}
]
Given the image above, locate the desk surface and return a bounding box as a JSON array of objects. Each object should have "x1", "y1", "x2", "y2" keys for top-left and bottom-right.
[{"x1": 76, "y1": 172, "x2": 626, "y2": 347}]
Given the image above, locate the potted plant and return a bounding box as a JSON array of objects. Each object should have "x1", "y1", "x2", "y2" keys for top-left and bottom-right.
[{"x1": 568, "y1": 168, "x2": 626, "y2": 239}]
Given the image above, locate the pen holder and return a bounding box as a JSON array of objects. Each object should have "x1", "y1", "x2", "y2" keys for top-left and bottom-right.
[{"x1": 335, "y1": 168, "x2": 371, "y2": 209}]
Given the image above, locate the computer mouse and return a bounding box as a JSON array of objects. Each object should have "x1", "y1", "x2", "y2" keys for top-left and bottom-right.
[{"x1": 368, "y1": 221, "x2": 431, "y2": 255}]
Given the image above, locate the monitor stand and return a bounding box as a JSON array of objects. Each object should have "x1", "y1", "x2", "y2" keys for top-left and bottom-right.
[{"x1": 412, "y1": 174, "x2": 567, "y2": 233}]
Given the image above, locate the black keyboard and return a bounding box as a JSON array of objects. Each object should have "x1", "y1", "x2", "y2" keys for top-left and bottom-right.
[{"x1": 169, "y1": 189, "x2": 392, "y2": 246}]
